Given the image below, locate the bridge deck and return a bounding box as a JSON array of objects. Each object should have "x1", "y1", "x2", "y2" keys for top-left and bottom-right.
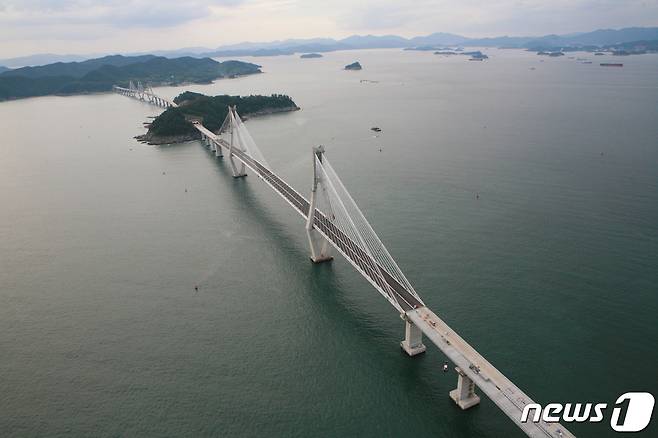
[
  {"x1": 409, "y1": 308, "x2": 573, "y2": 438},
  {"x1": 188, "y1": 121, "x2": 572, "y2": 438}
]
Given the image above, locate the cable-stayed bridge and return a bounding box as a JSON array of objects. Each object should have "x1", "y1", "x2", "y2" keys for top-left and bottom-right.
[
  {"x1": 113, "y1": 81, "x2": 176, "y2": 108},
  {"x1": 116, "y1": 87, "x2": 575, "y2": 438}
]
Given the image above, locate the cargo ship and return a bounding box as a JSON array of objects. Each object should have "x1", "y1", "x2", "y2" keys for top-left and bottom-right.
[{"x1": 600, "y1": 63, "x2": 623, "y2": 67}]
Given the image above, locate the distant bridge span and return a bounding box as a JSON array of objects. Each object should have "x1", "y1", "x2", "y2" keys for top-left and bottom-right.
[
  {"x1": 113, "y1": 81, "x2": 176, "y2": 108},
  {"x1": 116, "y1": 87, "x2": 575, "y2": 438}
]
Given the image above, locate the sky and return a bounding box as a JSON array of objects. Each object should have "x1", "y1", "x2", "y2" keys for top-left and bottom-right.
[{"x1": 1, "y1": 0, "x2": 657, "y2": 58}]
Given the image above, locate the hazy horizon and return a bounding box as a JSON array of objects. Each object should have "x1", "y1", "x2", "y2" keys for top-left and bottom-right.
[{"x1": 1, "y1": 0, "x2": 658, "y2": 59}]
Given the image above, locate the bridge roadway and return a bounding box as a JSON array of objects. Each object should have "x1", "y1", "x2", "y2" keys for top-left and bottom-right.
[
  {"x1": 113, "y1": 88, "x2": 574, "y2": 436},
  {"x1": 187, "y1": 120, "x2": 575, "y2": 437}
]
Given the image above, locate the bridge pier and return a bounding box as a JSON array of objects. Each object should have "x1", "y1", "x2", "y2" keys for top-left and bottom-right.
[
  {"x1": 450, "y1": 367, "x2": 481, "y2": 409},
  {"x1": 400, "y1": 315, "x2": 426, "y2": 356},
  {"x1": 229, "y1": 153, "x2": 246, "y2": 177},
  {"x1": 228, "y1": 152, "x2": 246, "y2": 176},
  {"x1": 306, "y1": 146, "x2": 333, "y2": 263},
  {"x1": 306, "y1": 229, "x2": 333, "y2": 263},
  {"x1": 228, "y1": 107, "x2": 247, "y2": 177}
]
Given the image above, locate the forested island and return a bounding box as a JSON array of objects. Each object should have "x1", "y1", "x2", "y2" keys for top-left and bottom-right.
[
  {"x1": 0, "y1": 55, "x2": 261, "y2": 101},
  {"x1": 300, "y1": 53, "x2": 323, "y2": 59},
  {"x1": 140, "y1": 91, "x2": 299, "y2": 144}
]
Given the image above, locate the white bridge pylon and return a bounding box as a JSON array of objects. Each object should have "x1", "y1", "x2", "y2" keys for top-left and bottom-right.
[
  {"x1": 308, "y1": 145, "x2": 424, "y2": 313},
  {"x1": 216, "y1": 106, "x2": 271, "y2": 177},
  {"x1": 117, "y1": 90, "x2": 574, "y2": 438}
]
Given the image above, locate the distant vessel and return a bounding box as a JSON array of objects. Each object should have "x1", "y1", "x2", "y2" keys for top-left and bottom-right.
[
  {"x1": 371, "y1": 127, "x2": 382, "y2": 132},
  {"x1": 600, "y1": 63, "x2": 623, "y2": 67},
  {"x1": 469, "y1": 58, "x2": 483, "y2": 61}
]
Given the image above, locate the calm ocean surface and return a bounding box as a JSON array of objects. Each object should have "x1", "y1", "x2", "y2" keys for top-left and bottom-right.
[{"x1": 1, "y1": 48, "x2": 657, "y2": 437}]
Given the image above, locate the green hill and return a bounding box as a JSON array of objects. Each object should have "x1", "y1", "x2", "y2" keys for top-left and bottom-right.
[
  {"x1": 143, "y1": 92, "x2": 299, "y2": 143},
  {"x1": 0, "y1": 56, "x2": 261, "y2": 102}
]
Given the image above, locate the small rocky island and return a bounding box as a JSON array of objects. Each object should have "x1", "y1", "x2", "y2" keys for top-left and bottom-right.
[
  {"x1": 464, "y1": 51, "x2": 489, "y2": 60},
  {"x1": 344, "y1": 62, "x2": 362, "y2": 70},
  {"x1": 300, "y1": 53, "x2": 323, "y2": 59},
  {"x1": 139, "y1": 91, "x2": 299, "y2": 145}
]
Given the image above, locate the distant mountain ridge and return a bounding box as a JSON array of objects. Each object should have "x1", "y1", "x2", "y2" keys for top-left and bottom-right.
[
  {"x1": 2, "y1": 27, "x2": 657, "y2": 66},
  {"x1": 0, "y1": 53, "x2": 91, "y2": 69},
  {"x1": 193, "y1": 26, "x2": 658, "y2": 57},
  {"x1": 1, "y1": 55, "x2": 157, "y2": 79}
]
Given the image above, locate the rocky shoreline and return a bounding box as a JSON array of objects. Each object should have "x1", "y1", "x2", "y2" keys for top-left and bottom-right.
[{"x1": 135, "y1": 105, "x2": 300, "y2": 145}]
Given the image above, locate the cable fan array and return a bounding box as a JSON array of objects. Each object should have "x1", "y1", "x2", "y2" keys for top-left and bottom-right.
[
  {"x1": 312, "y1": 154, "x2": 424, "y2": 312},
  {"x1": 219, "y1": 108, "x2": 271, "y2": 170}
]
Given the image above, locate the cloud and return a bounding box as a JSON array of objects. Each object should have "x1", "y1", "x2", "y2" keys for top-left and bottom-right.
[
  {"x1": 1, "y1": 0, "x2": 658, "y2": 58},
  {"x1": 323, "y1": 0, "x2": 658, "y2": 37},
  {"x1": 0, "y1": 0, "x2": 243, "y2": 29}
]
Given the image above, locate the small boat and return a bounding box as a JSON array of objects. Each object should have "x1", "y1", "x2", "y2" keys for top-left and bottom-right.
[{"x1": 371, "y1": 127, "x2": 382, "y2": 132}]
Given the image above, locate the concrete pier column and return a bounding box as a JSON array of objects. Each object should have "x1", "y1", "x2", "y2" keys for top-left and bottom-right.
[
  {"x1": 306, "y1": 228, "x2": 333, "y2": 263},
  {"x1": 450, "y1": 367, "x2": 480, "y2": 409},
  {"x1": 215, "y1": 141, "x2": 223, "y2": 157},
  {"x1": 305, "y1": 146, "x2": 333, "y2": 263},
  {"x1": 228, "y1": 107, "x2": 247, "y2": 177},
  {"x1": 400, "y1": 317, "x2": 426, "y2": 356},
  {"x1": 229, "y1": 157, "x2": 247, "y2": 178}
]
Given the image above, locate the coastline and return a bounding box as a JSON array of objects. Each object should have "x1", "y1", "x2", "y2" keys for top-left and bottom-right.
[{"x1": 136, "y1": 105, "x2": 300, "y2": 145}]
